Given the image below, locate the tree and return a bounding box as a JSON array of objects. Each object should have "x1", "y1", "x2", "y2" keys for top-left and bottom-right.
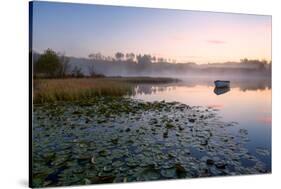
[
  {"x1": 240, "y1": 58, "x2": 248, "y2": 64},
  {"x1": 88, "y1": 54, "x2": 96, "y2": 77},
  {"x1": 136, "y1": 54, "x2": 152, "y2": 64},
  {"x1": 126, "y1": 53, "x2": 135, "y2": 62},
  {"x1": 115, "y1": 52, "x2": 124, "y2": 61},
  {"x1": 89, "y1": 52, "x2": 103, "y2": 60},
  {"x1": 58, "y1": 53, "x2": 70, "y2": 77},
  {"x1": 34, "y1": 48, "x2": 61, "y2": 77},
  {"x1": 151, "y1": 56, "x2": 156, "y2": 63},
  {"x1": 157, "y1": 57, "x2": 166, "y2": 63},
  {"x1": 71, "y1": 66, "x2": 84, "y2": 78}
]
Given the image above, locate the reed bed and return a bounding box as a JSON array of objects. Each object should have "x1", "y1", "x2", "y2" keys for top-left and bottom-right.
[{"x1": 33, "y1": 78, "x2": 133, "y2": 104}]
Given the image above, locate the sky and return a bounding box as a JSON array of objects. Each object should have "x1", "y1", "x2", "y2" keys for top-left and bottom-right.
[{"x1": 31, "y1": 1, "x2": 271, "y2": 64}]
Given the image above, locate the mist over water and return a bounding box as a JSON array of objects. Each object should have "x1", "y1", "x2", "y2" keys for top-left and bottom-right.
[{"x1": 62, "y1": 56, "x2": 271, "y2": 78}]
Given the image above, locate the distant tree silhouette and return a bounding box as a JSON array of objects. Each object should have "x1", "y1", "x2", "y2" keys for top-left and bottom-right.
[
  {"x1": 115, "y1": 52, "x2": 124, "y2": 61},
  {"x1": 34, "y1": 48, "x2": 61, "y2": 77},
  {"x1": 88, "y1": 54, "x2": 96, "y2": 77},
  {"x1": 157, "y1": 57, "x2": 167, "y2": 63},
  {"x1": 71, "y1": 66, "x2": 84, "y2": 78},
  {"x1": 240, "y1": 58, "x2": 249, "y2": 64},
  {"x1": 58, "y1": 53, "x2": 70, "y2": 77},
  {"x1": 126, "y1": 53, "x2": 135, "y2": 62},
  {"x1": 136, "y1": 54, "x2": 152, "y2": 64},
  {"x1": 151, "y1": 56, "x2": 156, "y2": 63},
  {"x1": 34, "y1": 49, "x2": 271, "y2": 78},
  {"x1": 89, "y1": 52, "x2": 103, "y2": 60}
]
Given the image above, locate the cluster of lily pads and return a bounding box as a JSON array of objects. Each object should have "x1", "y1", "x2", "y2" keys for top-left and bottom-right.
[{"x1": 32, "y1": 97, "x2": 270, "y2": 187}]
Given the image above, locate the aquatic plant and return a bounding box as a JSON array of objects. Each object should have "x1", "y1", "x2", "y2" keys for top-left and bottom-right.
[{"x1": 32, "y1": 97, "x2": 270, "y2": 187}]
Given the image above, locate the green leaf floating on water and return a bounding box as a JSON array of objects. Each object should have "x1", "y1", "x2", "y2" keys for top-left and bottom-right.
[
  {"x1": 138, "y1": 167, "x2": 161, "y2": 181},
  {"x1": 32, "y1": 96, "x2": 270, "y2": 187},
  {"x1": 160, "y1": 168, "x2": 177, "y2": 178},
  {"x1": 98, "y1": 150, "x2": 110, "y2": 157},
  {"x1": 165, "y1": 122, "x2": 175, "y2": 129}
]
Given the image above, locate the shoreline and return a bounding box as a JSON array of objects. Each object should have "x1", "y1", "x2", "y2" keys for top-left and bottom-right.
[{"x1": 33, "y1": 77, "x2": 180, "y2": 104}]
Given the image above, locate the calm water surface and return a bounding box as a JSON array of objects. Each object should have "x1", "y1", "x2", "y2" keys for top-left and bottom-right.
[{"x1": 132, "y1": 78, "x2": 272, "y2": 170}]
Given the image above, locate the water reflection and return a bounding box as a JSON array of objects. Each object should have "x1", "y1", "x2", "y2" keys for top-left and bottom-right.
[
  {"x1": 132, "y1": 77, "x2": 271, "y2": 171},
  {"x1": 131, "y1": 78, "x2": 271, "y2": 124},
  {"x1": 134, "y1": 85, "x2": 176, "y2": 96},
  {"x1": 132, "y1": 77, "x2": 271, "y2": 96},
  {"x1": 213, "y1": 87, "x2": 230, "y2": 95}
]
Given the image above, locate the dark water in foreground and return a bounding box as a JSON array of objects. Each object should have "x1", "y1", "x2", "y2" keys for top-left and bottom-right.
[{"x1": 132, "y1": 78, "x2": 272, "y2": 170}]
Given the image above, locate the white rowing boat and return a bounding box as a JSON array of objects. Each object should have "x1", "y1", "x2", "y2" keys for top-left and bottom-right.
[{"x1": 214, "y1": 80, "x2": 230, "y2": 88}]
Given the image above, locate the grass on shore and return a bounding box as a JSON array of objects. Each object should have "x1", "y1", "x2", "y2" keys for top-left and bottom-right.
[
  {"x1": 33, "y1": 78, "x2": 133, "y2": 104},
  {"x1": 33, "y1": 77, "x2": 178, "y2": 104}
]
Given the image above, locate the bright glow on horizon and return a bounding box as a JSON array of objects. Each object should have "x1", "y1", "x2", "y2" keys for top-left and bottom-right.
[{"x1": 32, "y1": 2, "x2": 271, "y2": 64}]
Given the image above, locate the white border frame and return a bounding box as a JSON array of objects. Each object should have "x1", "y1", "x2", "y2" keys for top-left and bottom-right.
[{"x1": 0, "y1": 0, "x2": 280, "y2": 189}]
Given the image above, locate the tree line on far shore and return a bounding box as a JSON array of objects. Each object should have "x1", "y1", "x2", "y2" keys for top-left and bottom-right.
[
  {"x1": 32, "y1": 49, "x2": 176, "y2": 78},
  {"x1": 32, "y1": 48, "x2": 271, "y2": 78}
]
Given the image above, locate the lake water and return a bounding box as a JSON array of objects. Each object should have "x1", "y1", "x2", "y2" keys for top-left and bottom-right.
[
  {"x1": 32, "y1": 77, "x2": 272, "y2": 187},
  {"x1": 132, "y1": 77, "x2": 272, "y2": 170}
]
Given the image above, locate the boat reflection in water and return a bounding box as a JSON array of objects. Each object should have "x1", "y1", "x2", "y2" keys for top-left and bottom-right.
[{"x1": 214, "y1": 86, "x2": 230, "y2": 95}]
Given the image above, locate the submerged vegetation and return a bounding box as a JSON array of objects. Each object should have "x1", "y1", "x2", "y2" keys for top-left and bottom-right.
[{"x1": 32, "y1": 97, "x2": 270, "y2": 187}]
